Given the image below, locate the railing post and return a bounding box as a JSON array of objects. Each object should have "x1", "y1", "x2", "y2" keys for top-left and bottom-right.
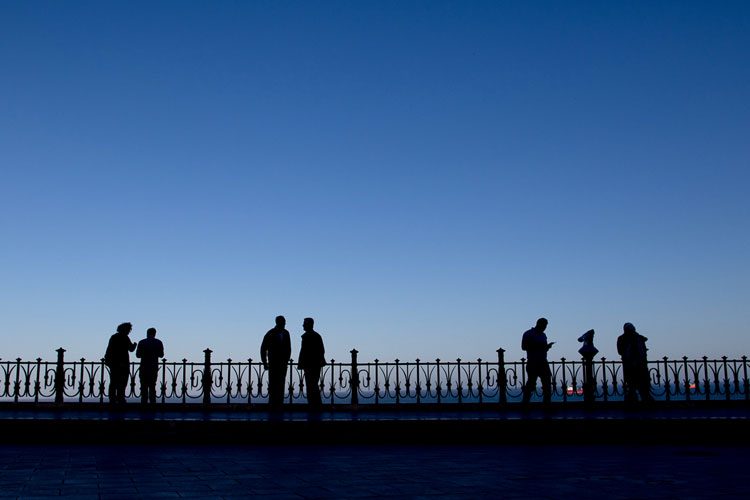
[
  {"x1": 374, "y1": 359, "x2": 380, "y2": 405},
  {"x1": 395, "y1": 359, "x2": 400, "y2": 404},
  {"x1": 743, "y1": 356, "x2": 749, "y2": 402},
  {"x1": 329, "y1": 358, "x2": 335, "y2": 406},
  {"x1": 202, "y1": 349, "x2": 212, "y2": 405},
  {"x1": 289, "y1": 358, "x2": 294, "y2": 405},
  {"x1": 54, "y1": 348, "x2": 66, "y2": 404},
  {"x1": 14, "y1": 358, "x2": 21, "y2": 403},
  {"x1": 723, "y1": 356, "x2": 730, "y2": 401},
  {"x1": 161, "y1": 358, "x2": 167, "y2": 404},
  {"x1": 35, "y1": 358, "x2": 42, "y2": 404},
  {"x1": 415, "y1": 358, "x2": 421, "y2": 404},
  {"x1": 456, "y1": 358, "x2": 462, "y2": 404},
  {"x1": 436, "y1": 358, "x2": 441, "y2": 404},
  {"x1": 497, "y1": 349, "x2": 507, "y2": 405},
  {"x1": 247, "y1": 358, "x2": 253, "y2": 405},
  {"x1": 683, "y1": 356, "x2": 691, "y2": 402},
  {"x1": 477, "y1": 358, "x2": 483, "y2": 404},
  {"x1": 99, "y1": 358, "x2": 106, "y2": 404},
  {"x1": 703, "y1": 356, "x2": 710, "y2": 401},
  {"x1": 663, "y1": 356, "x2": 671, "y2": 401},
  {"x1": 581, "y1": 353, "x2": 595, "y2": 407},
  {"x1": 350, "y1": 349, "x2": 359, "y2": 405}
]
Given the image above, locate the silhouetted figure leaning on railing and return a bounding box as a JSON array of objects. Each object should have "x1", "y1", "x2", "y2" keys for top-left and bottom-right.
[
  {"x1": 297, "y1": 317, "x2": 326, "y2": 408},
  {"x1": 104, "y1": 322, "x2": 137, "y2": 405},
  {"x1": 521, "y1": 317, "x2": 554, "y2": 410},
  {"x1": 617, "y1": 322, "x2": 655, "y2": 405},
  {"x1": 136, "y1": 327, "x2": 164, "y2": 406},
  {"x1": 261, "y1": 315, "x2": 292, "y2": 408}
]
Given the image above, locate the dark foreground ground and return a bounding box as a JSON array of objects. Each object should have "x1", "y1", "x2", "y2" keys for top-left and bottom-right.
[
  {"x1": 2, "y1": 403, "x2": 749, "y2": 445},
  {"x1": 0, "y1": 444, "x2": 747, "y2": 500}
]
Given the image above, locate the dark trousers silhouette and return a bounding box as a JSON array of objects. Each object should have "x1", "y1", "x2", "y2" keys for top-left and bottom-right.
[
  {"x1": 522, "y1": 361, "x2": 551, "y2": 405},
  {"x1": 304, "y1": 368, "x2": 322, "y2": 407},
  {"x1": 140, "y1": 370, "x2": 158, "y2": 404},
  {"x1": 109, "y1": 367, "x2": 130, "y2": 404},
  {"x1": 623, "y1": 365, "x2": 654, "y2": 403},
  {"x1": 267, "y1": 365, "x2": 288, "y2": 407}
]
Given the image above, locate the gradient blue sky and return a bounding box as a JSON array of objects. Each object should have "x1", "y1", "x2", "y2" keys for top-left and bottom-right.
[{"x1": 1, "y1": 1, "x2": 748, "y2": 365}]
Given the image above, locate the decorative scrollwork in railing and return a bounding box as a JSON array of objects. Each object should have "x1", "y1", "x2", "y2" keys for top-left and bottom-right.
[{"x1": 0, "y1": 349, "x2": 747, "y2": 406}]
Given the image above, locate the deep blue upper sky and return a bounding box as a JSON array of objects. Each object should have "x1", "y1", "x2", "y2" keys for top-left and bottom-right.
[{"x1": 1, "y1": 1, "x2": 748, "y2": 363}]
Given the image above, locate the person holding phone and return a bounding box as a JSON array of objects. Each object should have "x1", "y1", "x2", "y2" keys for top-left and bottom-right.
[{"x1": 521, "y1": 317, "x2": 554, "y2": 409}]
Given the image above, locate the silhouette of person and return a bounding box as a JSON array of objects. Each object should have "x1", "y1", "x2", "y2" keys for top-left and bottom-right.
[
  {"x1": 261, "y1": 315, "x2": 292, "y2": 407},
  {"x1": 136, "y1": 327, "x2": 164, "y2": 406},
  {"x1": 104, "y1": 322, "x2": 137, "y2": 405},
  {"x1": 617, "y1": 322, "x2": 654, "y2": 404},
  {"x1": 297, "y1": 317, "x2": 326, "y2": 408},
  {"x1": 521, "y1": 318, "x2": 554, "y2": 408}
]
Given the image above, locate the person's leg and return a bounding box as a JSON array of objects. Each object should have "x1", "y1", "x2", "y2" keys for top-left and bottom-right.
[
  {"x1": 305, "y1": 369, "x2": 321, "y2": 407},
  {"x1": 269, "y1": 367, "x2": 286, "y2": 406},
  {"x1": 540, "y1": 363, "x2": 552, "y2": 406},
  {"x1": 140, "y1": 374, "x2": 148, "y2": 405},
  {"x1": 109, "y1": 369, "x2": 120, "y2": 404},
  {"x1": 637, "y1": 368, "x2": 654, "y2": 403},
  {"x1": 522, "y1": 365, "x2": 539, "y2": 404},
  {"x1": 117, "y1": 369, "x2": 129, "y2": 404},
  {"x1": 148, "y1": 372, "x2": 158, "y2": 404}
]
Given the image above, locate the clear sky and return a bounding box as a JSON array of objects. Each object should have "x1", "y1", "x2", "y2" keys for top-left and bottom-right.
[{"x1": 1, "y1": 1, "x2": 748, "y2": 365}]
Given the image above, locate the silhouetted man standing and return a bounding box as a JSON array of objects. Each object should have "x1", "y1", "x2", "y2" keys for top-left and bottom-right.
[
  {"x1": 104, "y1": 322, "x2": 137, "y2": 405},
  {"x1": 261, "y1": 315, "x2": 292, "y2": 407},
  {"x1": 136, "y1": 327, "x2": 164, "y2": 405},
  {"x1": 297, "y1": 317, "x2": 326, "y2": 408},
  {"x1": 617, "y1": 322, "x2": 654, "y2": 404},
  {"x1": 521, "y1": 317, "x2": 554, "y2": 408}
]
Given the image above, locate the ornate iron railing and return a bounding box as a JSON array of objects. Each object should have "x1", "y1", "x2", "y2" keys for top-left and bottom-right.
[{"x1": 0, "y1": 348, "x2": 747, "y2": 405}]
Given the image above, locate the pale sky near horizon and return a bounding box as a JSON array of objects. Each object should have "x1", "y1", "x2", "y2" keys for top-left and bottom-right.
[{"x1": 1, "y1": 1, "x2": 748, "y2": 365}]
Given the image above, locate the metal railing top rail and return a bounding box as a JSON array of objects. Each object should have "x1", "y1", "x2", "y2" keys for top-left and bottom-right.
[{"x1": 0, "y1": 348, "x2": 747, "y2": 405}]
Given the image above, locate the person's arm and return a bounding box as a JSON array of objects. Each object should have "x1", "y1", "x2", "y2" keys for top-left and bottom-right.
[
  {"x1": 158, "y1": 340, "x2": 164, "y2": 359},
  {"x1": 319, "y1": 336, "x2": 326, "y2": 366},
  {"x1": 136, "y1": 340, "x2": 142, "y2": 358},
  {"x1": 284, "y1": 330, "x2": 292, "y2": 361},
  {"x1": 260, "y1": 334, "x2": 269, "y2": 369},
  {"x1": 128, "y1": 338, "x2": 136, "y2": 352},
  {"x1": 297, "y1": 337, "x2": 305, "y2": 370}
]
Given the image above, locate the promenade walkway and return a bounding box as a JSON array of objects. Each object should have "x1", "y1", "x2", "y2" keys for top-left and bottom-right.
[
  {"x1": 1, "y1": 403, "x2": 749, "y2": 444},
  {"x1": 1, "y1": 405, "x2": 748, "y2": 499}
]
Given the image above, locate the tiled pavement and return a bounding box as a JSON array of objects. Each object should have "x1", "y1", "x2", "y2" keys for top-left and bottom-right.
[{"x1": 0, "y1": 444, "x2": 747, "y2": 499}]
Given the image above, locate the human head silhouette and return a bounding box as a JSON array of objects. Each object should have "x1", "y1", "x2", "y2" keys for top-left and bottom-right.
[
  {"x1": 117, "y1": 322, "x2": 132, "y2": 335},
  {"x1": 303, "y1": 317, "x2": 314, "y2": 332},
  {"x1": 535, "y1": 318, "x2": 548, "y2": 332},
  {"x1": 623, "y1": 322, "x2": 636, "y2": 334},
  {"x1": 275, "y1": 315, "x2": 286, "y2": 329},
  {"x1": 147, "y1": 327, "x2": 156, "y2": 338}
]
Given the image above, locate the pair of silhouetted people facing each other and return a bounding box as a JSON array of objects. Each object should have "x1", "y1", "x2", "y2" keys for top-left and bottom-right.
[
  {"x1": 104, "y1": 323, "x2": 164, "y2": 406},
  {"x1": 521, "y1": 317, "x2": 554, "y2": 409},
  {"x1": 617, "y1": 322, "x2": 654, "y2": 404},
  {"x1": 136, "y1": 327, "x2": 164, "y2": 405},
  {"x1": 260, "y1": 315, "x2": 326, "y2": 408}
]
